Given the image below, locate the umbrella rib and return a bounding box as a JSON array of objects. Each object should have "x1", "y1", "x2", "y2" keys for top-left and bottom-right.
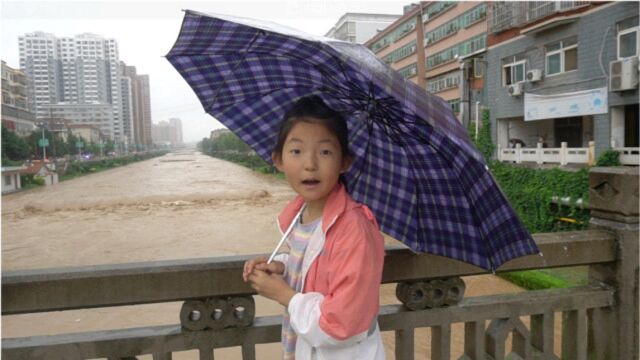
[{"x1": 207, "y1": 30, "x2": 264, "y2": 108}]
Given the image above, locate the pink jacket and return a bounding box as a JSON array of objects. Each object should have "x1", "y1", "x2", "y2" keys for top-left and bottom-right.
[{"x1": 275, "y1": 183, "x2": 386, "y2": 359}]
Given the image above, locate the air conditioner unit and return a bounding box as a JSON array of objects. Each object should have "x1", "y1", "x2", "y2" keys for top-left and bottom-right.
[
  {"x1": 610, "y1": 57, "x2": 639, "y2": 91},
  {"x1": 425, "y1": 38, "x2": 432, "y2": 45},
  {"x1": 508, "y1": 83, "x2": 523, "y2": 96},
  {"x1": 526, "y1": 69, "x2": 543, "y2": 82}
]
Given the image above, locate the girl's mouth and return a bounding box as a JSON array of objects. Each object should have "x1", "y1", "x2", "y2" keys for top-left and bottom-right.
[{"x1": 302, "y1": 179, "x2": 320, "y2": 186}]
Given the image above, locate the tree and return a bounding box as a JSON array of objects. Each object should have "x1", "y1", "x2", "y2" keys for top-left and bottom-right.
[
  {"x1": 211, "y1": 133, "x2": 251, "y2": 153},
  {"x1": 2, "y1": 125, "x2": 31, "y2": 163}
]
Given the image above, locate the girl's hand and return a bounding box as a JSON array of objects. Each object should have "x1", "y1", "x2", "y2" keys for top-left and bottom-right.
[
  {"x1": 247, "y1": 269, "x2": 296, "y2": 307},
  {"x1": 243, "y1": 256, "x2": 284, "y2": 282}
]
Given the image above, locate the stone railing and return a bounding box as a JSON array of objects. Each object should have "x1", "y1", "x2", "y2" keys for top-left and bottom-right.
[
  {"x1": 498, "y1": 141, "x2": 596, "y2": 166},
  {"x1": 2, "y1": 167, "x2": 638, "y2": 359},
  {"x1": 613, "y1": 147, "x2": 640, "y2": 166},
  {"x1": 498, "y1": 142, "x2": 639, "y2": 166}
]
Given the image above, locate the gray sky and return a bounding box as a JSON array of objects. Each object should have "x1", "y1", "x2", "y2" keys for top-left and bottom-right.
[{"x1": 1, "y1": 0, "x2": 405, "y2": 142}]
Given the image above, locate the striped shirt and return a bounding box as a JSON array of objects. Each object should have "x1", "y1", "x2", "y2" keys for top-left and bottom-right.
[{"x1": 282, "y1": 216, "x2": 321, "y2": 360}]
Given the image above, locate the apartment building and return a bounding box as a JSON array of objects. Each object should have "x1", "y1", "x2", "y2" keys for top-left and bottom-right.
[
  {"x1": 41, "y1": 102, "x2": 113, "y2": 137},
  {"x1": 19, "y1": 32, "x2": 124, "y2": 142},
  {"x1": 366, "y1": 4, "x2": 425, "y2": 88},
  {"x1": 18, "y1": 32, "x2": 61, "y2": 118},
  {"x1": 365, "y1": 2, "x2": 488, "y2": 126},
  {"x1": 120, "y1": 62, "x2": 153, "y2": 149},
  {"x1": 485, "y1": 1, "x2": 638, "y2": 159},
  {"x1": 423, "y1": 2, "x2": 488, "y2": 127},
  {"x1": 169, "y1": 118, "x2": 183, "y2": 145},
  {"x1": 325, "y1": 13, "x2": 401, "y2": 44},
  {"x1": 152, "y1": 118, "x2": 183, "y2": 146},
  {"x1": 1, "y1": 60, "x2": 36, "y2": 135}
]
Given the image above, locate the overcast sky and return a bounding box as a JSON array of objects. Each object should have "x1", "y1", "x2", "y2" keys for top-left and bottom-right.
[{"x1": 1, "y1": 0, "x2": 405, "y2": 143}]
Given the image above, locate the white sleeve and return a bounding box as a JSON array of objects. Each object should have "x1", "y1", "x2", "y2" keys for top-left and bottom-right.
[
  {"x1": 272, "y1": 253, "x2": 289, "y2": 278},
  {"x1": 288, "y1": 292, "x2": 368, "y2": 348}
]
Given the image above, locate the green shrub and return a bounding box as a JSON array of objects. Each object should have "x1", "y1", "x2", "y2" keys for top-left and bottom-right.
[
  {"x1": 595, "y1": 149, "x2": 620, "y2": 166},
  {"x1": 489, "y1": 162, "x2": 590, "y2": 233},
  {"x1": 33, "y1": 177, "x2": 46, "y2": 186}
]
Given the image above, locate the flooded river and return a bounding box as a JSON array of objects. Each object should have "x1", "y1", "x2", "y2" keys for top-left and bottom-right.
[{"x1": 2, "y1": 151, "x2": 534, "y2": 359}]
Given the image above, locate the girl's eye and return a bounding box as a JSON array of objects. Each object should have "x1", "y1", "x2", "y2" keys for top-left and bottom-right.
[
  {"x1": 289, "y1": 149, "x2": 301, "y2": 155},
  {"x1": 320, "y1": 149, "x2": 332, "y2": 156}
]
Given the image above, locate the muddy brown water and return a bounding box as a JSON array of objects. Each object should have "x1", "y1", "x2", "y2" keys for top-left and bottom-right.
[{"x1": 2, "y1": 151, "x2": 556, "y2": 359}]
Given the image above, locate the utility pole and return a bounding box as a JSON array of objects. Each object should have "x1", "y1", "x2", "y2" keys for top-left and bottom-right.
[{"x1": 41, "y1": 126, "x2": 46, "y2": 160}]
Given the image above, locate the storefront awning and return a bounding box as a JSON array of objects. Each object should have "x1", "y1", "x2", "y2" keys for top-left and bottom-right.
[{"x1": 524, "y1": 87, "x2": 608, "y2": 121}]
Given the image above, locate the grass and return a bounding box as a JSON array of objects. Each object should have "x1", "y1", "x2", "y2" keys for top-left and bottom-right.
[
  {"x1": 499, "y1": 270, "x2": 569, "y2": 290},
  {"x1": 499, "y1": 266, "x2": 589, "y2": 290}
]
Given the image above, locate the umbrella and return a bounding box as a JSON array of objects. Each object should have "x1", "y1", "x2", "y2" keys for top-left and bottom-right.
[{"x1": 166, "y1": 10, "x2": 539, "y2": 271}]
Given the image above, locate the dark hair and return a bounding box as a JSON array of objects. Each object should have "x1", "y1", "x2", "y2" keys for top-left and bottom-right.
[{"x1": 273, "y1": 95, "x2": 351, "y2": 160}]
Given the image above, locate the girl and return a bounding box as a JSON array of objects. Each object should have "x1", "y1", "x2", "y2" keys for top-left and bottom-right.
[{"x1": 242, "y1": 95, "x2": 386, "y2": 360}]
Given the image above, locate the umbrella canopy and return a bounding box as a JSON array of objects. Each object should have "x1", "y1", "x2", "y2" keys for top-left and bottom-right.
[{"x1": 166, "y1": 10, "x2": 539, "y2": 271}]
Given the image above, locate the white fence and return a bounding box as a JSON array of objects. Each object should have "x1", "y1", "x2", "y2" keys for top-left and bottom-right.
[{"x1": 498, "y1": 141, "x2": 640, "y2": 166}]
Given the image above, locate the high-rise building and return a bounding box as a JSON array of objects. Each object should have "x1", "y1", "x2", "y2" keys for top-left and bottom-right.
[
  {"x1": 18, "y1": 32, "x2": 62, "y2": 118},
  {"x1": 120, "y1": 75, "x2": 134, "y2": 144},
  {"x1": 152, "y1": 118, "x2": 182, "y2": 146},
  {"x1": 19, "y1": 32, "x2": 123, "y2": 141},
  {"x1": 1, "y1": 60, "x2": 36, "y2": 135},
  {"x1": 169, "y1": 117, "x2": 183, "y2": 145},
  {"x1": 120, "y1": 62, "x2": 153, "y2": 149}
]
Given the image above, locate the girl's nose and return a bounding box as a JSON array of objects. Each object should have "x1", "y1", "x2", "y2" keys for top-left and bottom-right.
[{"x1": 304, "y1": 154, "x2": 317, "y2": 170}]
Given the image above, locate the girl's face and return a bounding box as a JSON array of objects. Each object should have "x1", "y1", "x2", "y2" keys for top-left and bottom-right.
[{"x1": 272, "y1": 119, "x2": 351, "y2": 210}]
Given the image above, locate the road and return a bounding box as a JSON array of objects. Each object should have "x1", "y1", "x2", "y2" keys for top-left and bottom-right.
[{"x1": 2, "y1": 151, "x2": 535, "y2": 359}]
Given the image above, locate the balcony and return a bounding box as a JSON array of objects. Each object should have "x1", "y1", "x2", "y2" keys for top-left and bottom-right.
[{"x1": 489, "y1": 1, "x2": 591, "y2": 34}]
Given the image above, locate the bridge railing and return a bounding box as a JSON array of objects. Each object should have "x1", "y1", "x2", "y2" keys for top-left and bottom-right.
[{"x1": 2, "y1": 167, "x2": 638, "y2": 359}]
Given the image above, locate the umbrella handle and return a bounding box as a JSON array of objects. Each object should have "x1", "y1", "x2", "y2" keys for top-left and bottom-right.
[{"x1": 267, "y1": 204, "x2": 306, "y2": 264}]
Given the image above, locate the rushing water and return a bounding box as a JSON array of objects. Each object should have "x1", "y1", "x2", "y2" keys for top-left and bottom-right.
[{"x1": 2, "y1": 151, "x2": 532, "y2": 359}]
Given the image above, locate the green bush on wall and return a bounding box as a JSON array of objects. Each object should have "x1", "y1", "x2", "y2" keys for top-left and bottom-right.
[
  {"x1": 467, "y1": 108, "x2": 494, "y2": 163},
  {"x1": 489, "y1": 161, "x2": 590, "y2": 233}
]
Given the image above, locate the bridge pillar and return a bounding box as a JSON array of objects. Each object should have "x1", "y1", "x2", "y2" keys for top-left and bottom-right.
[{"x1": 587, "y1": 166, "x2": 639, "y2": 360}]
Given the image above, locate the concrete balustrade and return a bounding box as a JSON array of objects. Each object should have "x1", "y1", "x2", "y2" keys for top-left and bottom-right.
[{"x1": 498, "y1": 141, "x2": 640, "y2": 166}]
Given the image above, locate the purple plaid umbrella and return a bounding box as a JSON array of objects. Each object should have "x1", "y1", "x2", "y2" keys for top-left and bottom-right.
[{"x1": 166, "y1": 10, "x2": 539, "y2": 271}]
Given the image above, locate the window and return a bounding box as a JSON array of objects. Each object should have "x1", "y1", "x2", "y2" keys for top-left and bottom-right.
[
  {"x1": 545, "y1": 36, "x2": 577, "y2": 76},
  {"x1": 5, "y1": 175, "x2": 12, "y2": 186},
  {"x1": 382, "y1": 40, "x2": 417, "y2": 64},
  {"x1": 502, "y1": 55, "x2": 526, "y2": 86},
  {"x1": 426, "y1": 33, "x2": 486, "y2": 69},
  {"x1": 427, "y1": 72, "x2": 460, "y2": 93},
  {"x1": 617, "y1": 16, "x2": 639, "y2": 59},
  {"x1": 424, "y1": 1, "x2": 456, "y2": 22},
  {"x1": 447, "y1": 99, "x2": 460, "y2": 114},
  {"x1": 397, "y1": 63, "x2": 418, "y2": 79}
]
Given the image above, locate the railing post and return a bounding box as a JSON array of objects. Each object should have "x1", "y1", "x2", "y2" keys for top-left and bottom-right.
[
  {"x1": 587, "y1": 167, "x2": 639, "y2": 360},
  {"x1": 536, "y1": 142, "x2": 543, "y2": 164},
  {"x1": 560, "y1": 142, "x2": 568, "y2": 165},
  {"x1": 515, "y1": 143, "x2": 522, "y2": 164},
  {"x1": 588, "y1": 141, "x2": 596, "y2": 166}
]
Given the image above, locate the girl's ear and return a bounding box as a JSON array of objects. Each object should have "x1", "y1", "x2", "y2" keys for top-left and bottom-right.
[
  {"x1": 341, "y1": 155, "x2": 353, "y2": 173},
  {"x1": 272, "y1": 152, "x2": 284, "y2": 172}
]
